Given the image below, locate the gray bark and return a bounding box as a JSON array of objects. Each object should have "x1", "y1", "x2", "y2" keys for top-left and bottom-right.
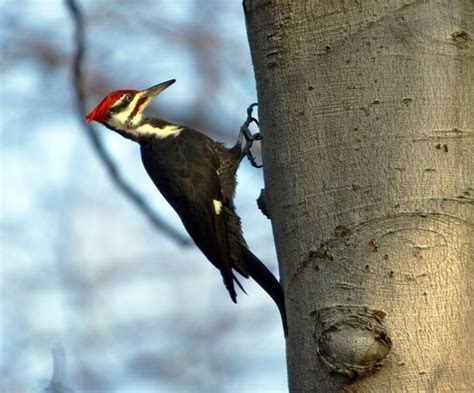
[{"x1": 244, "y1": 0, "x2": 473, "y2": 391}]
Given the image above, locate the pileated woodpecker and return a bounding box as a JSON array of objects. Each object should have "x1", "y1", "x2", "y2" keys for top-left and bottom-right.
[{"x1": 85, "y1": 79, "x2": 287, "y2": 335}]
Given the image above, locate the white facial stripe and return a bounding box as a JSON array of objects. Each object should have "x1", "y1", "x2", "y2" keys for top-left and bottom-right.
[
  {"x1": 135, "y1": 123, "x2": 183, "y2": 139},
  {"x1": 107, "y1": 92, "x2": 181, "y2": 140},
  {"x1": 213, "y1": 199, "x2": 222, "y2": 215},
  {"x1": 131, "y1": 98, "x2": 152, "y2": 126},
  {"x1": 110, "y1": 96, "x2": 126, "y2": 109},
  {"x1": 113, "y1": 93, "x2": 144, "y2": 124}
]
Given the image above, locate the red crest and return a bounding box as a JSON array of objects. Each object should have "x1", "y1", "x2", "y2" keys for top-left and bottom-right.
[{"x1": 85, "y1": 89, "x2": 138, "y2": 123}]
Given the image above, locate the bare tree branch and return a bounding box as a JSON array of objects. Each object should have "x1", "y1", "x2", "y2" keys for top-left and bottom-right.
[
  {"x1": 43, "y1": 345, "x2": 74, "y2": 393},
  {"x1": 65, "y1": 0, "x2": 191, "y2": 246}
]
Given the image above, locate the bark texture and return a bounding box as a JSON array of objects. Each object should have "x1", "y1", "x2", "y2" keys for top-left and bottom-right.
[{"x1": 244, "y1": 0, "x2": 473, "y2": 391}]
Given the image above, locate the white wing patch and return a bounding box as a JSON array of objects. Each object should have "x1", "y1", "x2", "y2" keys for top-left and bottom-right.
[{"x1": 213, "y1": 199, "x2": 222, "y2": 215}]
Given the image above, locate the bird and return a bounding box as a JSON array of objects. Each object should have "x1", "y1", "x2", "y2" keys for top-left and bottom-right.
[{"x1": 85, "y1": 79, "x2": 287, "y2": 335}]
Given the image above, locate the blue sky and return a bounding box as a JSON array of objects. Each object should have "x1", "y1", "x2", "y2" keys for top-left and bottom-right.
[{"x1": 0, "y1": 1, "x2": 287, "y2": 391}]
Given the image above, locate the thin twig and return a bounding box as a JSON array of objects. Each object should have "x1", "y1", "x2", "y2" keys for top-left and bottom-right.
[
  {"x1": 43, "y1": 345, "x2": 74, "y2": 392},
  {"x1": 65, "y1": 0, "x2": 191, "y2": 246}
]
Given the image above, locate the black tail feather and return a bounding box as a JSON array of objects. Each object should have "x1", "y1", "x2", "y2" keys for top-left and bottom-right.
[
  {"x1": 241, "y1": 248, "x2": 288, "y2": 336},
  {"x1": 223, "y1": 272, "x2": 238, "y2": 303},
  {"x1": 233, "y1": 274, "x2": 248, "y2": 296}
]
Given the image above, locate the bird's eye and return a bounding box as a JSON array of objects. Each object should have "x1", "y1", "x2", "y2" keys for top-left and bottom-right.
[{"x1": 124, "y1": 94, "x2": 133, "y2": 102}]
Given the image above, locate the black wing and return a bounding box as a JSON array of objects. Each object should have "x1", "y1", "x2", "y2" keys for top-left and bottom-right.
[{"x1": 140, "y1": 133, "x2": 243, "y2": 302}]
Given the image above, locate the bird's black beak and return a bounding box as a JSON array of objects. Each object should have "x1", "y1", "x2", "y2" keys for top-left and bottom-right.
[{"x1": 141, "y1": 79, "x2": 176, "y2": 99}]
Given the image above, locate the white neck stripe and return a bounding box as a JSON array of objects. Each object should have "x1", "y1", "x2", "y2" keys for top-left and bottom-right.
[{"x1": 135, "y1": 123, "x2": 183, "y2": 139}]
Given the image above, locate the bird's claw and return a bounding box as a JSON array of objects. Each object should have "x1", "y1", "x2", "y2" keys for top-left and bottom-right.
[
  {"x1": 240, "y1": 103, "x2": 262, "y2": 168},
  {"x1": 243, "y1": 144, "x2": 263, "y2": 168}
]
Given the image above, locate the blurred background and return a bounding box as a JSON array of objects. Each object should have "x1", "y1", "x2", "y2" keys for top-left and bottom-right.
[{"x1": 0, "y1": 0, "x2": 286, "y2": 392}]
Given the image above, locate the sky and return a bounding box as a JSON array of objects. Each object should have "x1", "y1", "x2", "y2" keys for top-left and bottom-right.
[{"x1": 0, "y1": 0, "x2": 287, "y2": 392}]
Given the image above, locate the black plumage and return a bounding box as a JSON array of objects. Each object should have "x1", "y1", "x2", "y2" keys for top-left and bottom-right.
[
  {"x1": 140, "y1": 127, "x2": 245, "y2": 300},
  {"x1": 139, "y1": 122, "x2": 287, "y2": 334},
  {"x1": 86, "y1": 82, "x2": 288, "y2": 335}
]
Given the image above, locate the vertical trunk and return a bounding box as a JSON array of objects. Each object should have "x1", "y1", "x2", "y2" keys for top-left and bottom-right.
[{"x1": 244, "y1": 0, "x2": 473, "y2": 391}]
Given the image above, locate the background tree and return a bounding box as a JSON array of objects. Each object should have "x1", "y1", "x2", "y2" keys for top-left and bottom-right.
[{"x1": 245, "y1": 0, "x2": 473, "y2": 391}]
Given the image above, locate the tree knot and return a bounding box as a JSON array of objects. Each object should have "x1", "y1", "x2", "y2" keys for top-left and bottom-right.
[{"x1": 315, "y1": 305, "x2": 392, "y2": 379}]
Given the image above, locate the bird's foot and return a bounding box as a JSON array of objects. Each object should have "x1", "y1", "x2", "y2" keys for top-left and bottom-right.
[{"x1": 240, "y1": 103, "x2": 262, "y2": 168}]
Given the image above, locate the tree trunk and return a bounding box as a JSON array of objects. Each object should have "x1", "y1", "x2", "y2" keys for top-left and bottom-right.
[{"x1": 244, "y1": 0, "x2": 473, "y2": 391}]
